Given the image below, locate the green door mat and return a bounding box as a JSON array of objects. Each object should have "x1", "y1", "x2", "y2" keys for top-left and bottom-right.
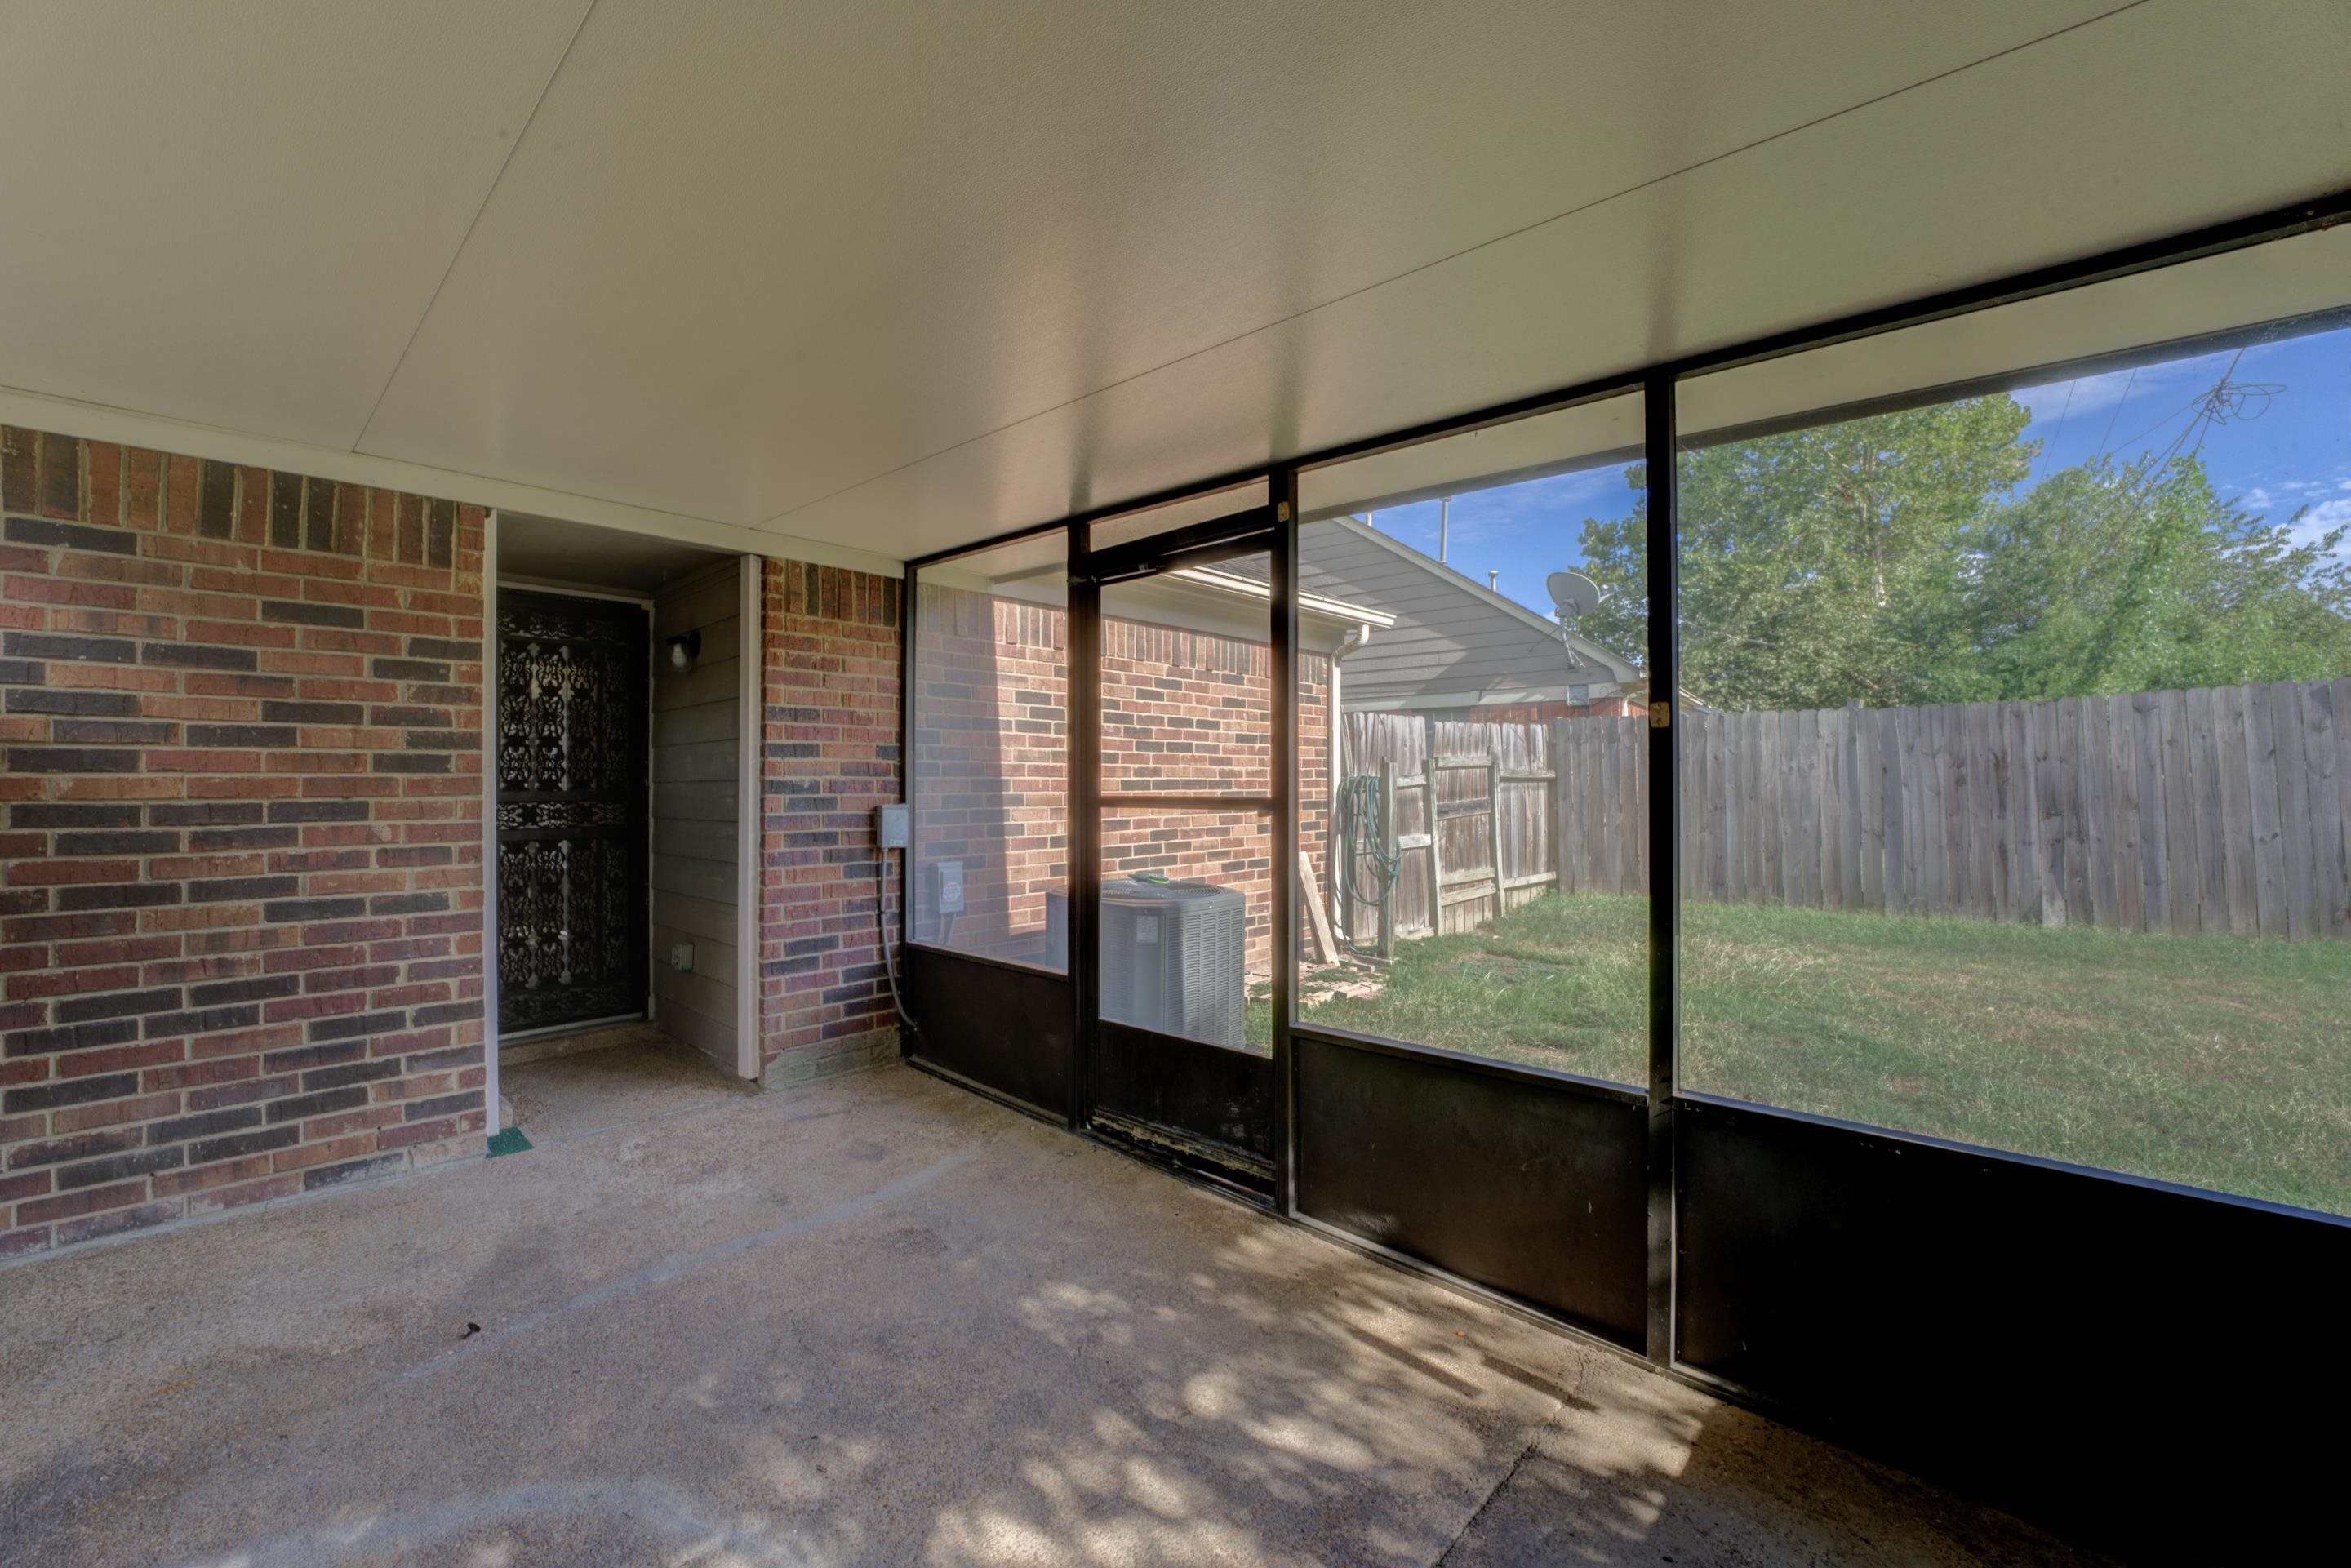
[{"x1": 486, "y1": 1128, "x2": 532, "y2": 1157}]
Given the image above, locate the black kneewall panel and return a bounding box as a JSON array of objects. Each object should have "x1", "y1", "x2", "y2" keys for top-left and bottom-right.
[
  {"x1": 1677, "y1": 1096, "x2": 2351, "y2": 1556},
  {"x1": 1094, "y1": 1020, "x2": 1275, "y2": 1160},
  {"x1": 1296, "y1": 1036, "x2": 1647, "y2": 1346},
  {"x1": 902, "y1": 947, "x2": 1071, "y2": 1119}
]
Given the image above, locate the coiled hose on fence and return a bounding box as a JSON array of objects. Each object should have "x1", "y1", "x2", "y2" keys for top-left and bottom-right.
[{"x1": 1331, "y1": 774, "x2": 1399, "y2": 958}]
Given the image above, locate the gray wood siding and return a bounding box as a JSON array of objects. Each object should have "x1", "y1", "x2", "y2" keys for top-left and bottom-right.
[
  {"x1": 651, "y1": 562, "x2": 743, "y2": 1068},
  {"x1": 1299, "y1": 517, "x2": 1628, "y2": 708}
]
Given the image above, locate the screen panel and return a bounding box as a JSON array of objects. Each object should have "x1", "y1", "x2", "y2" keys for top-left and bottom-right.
[
  {"x1": 1290, "y1": 389, "x2": 1651, "y2": 1087},
  {"x1": 1100, "y1": 550, "x2": 1275, "y2": 801},
  {"x1": 1674, "y1": 226, "x2": 2351, "y2": 1216},
  {"x1": 910, "y1": 531, "x2": 1069, "y2": 971}
]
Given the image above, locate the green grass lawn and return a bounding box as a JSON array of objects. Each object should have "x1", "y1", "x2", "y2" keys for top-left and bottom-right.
[{"x1": 1295, "y1": 893, "x2": 2351, "y2": 1216}]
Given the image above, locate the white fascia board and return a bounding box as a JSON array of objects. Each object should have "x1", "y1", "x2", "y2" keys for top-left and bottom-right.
[
  {"x1": 0, "y1": 381, "x2": 901, "y2": 577},
  {"x1": 1172, "y1": 566, "x2": 1397, "y2": 629}
]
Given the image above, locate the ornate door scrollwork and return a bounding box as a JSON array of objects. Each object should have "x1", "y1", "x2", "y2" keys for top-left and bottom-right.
[{"x1": 496, "y1": 590, "x2": 648, "y2": 1033}]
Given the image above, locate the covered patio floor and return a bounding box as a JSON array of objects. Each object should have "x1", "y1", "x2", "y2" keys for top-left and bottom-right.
[{"x1": 0, "y1": 1051, "x2": 2101, "y2": 1566}]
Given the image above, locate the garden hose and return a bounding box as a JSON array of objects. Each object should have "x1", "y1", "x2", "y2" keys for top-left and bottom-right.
[{"x1": 1333, "y1": 774, "x2": 1400, "y2": 959}]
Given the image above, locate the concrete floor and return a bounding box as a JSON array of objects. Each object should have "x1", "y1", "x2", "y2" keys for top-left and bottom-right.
[{"x1": 0, "y1": 1044, "x2": 2108, "y2": 1568}]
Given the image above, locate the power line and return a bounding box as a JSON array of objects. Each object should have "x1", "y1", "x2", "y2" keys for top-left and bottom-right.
[
  {"x1": 2092, "y1": 366, "x2": 2138, "y2": 461},
  {"x1": 2069, "y1": 349, "x2": 2285, "y2": 537},
  {"x1": 2047, "y1": 379, "x2": 2078, "y2": 452}
]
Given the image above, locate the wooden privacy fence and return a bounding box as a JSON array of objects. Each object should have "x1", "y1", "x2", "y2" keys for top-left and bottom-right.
[
  {"x1": 1680, "y1": 679, "x2": 2351, "y2": 939},
  {"x1": 1340, "y1": 713, "x2": 1644, "y2": 944},
  {"x1": 1337, "y1": 678, "x2": 2351, "y2": 943}
]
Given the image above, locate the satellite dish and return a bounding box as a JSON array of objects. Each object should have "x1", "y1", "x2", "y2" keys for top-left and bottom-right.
[{"x1": 1546, "y1": 571, "x2": 1602, "y2": 623}]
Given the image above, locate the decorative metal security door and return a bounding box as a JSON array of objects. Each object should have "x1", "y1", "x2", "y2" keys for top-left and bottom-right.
[{"x1": 495, "y1": 589, "x2": 649, "y2": 1034}]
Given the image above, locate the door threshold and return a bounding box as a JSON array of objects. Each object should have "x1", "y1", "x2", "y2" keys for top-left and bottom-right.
[
  {"x1": 1089, "y1": 1109, "x2": 1275, "y2": 1199},
  {"x1": 497, "y1": 1014, "x2": 653, "y2": 1065}
]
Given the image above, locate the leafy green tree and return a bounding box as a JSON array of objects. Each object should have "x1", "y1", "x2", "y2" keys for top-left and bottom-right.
[
  {"x1": 1575, "y1": 393, "x2": 2351, "y2": 711},
  {"x1": 1957, "y1": 454, "x2": 2351, "y2": 700},
  {"x1": 1579, "y1": 397, "x2": 2030, "y2": 708}
]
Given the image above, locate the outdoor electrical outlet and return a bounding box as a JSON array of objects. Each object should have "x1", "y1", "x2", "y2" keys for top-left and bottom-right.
[
  {"x1": 669, "y1": 942, "x2": 694, "y2": 972},
  {"x1": 877, "y1": 802, "x2": 909, "y2": 849},
  {"x1": 936, "y1": 860, "x2": 965, "y2": 913}
]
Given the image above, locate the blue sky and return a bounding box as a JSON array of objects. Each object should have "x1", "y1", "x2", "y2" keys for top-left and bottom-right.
[{"x1": 1368, "y1": 324, "x2": 2351, "y2": 620}]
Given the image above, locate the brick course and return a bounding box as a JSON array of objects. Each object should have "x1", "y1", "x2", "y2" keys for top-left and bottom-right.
[
  {"x1": 913, "y1": 583, "x2": 1332, "y2": 977},
  {"x1": 910, "y1": 584, "x2": 1067, "y2": 962},
  {"x1": 0, "y1": 428, "x2": 487, "y2": 1260},
  {"x1": 758, "y1": 559, "x2": 903, "y2": 1082}
]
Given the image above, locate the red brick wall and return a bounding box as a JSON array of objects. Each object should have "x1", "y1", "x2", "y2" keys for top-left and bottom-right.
[
  {"x1": 1, "y1": 428, "x2": 487, "y2": 1261},
  {"x1": 910, "y1": 587, "x2": 1332, "y2": 979},
  {"x1": 1100, "y1": 620, "x2": 1330, "y2": 974},
  {"x1": 909, "y1": 585, "x2": 1067, "y2": 964},
  {"x1": 758, "y1": 559, "x2": 903, "y2": 1083}
]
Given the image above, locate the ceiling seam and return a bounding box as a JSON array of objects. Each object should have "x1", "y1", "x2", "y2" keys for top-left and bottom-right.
[
  {"x1": 751, "y1": 0, "x2": 2155, "y2": 531},
  {"x1": 346, "y1": 0, "x2": 606, "y2": 454}
]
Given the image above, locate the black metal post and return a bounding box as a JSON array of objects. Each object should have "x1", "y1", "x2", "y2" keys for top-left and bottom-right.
[
  {"x1": 1643, "y1": 371, "x2": 1679, "y2": 1367},
  {"x1": 1066, "y1": 520, "x2": 1100, "y2": 1131},
  {"x1": 1269, "y1": 468, "x2": 1300, "y2": 1212}
]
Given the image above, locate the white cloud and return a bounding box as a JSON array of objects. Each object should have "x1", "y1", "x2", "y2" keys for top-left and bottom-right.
[
  {"x1": 2286, "y1": 498, "x2": 2351, "y2": 555},
  {"x1": 2225, "y1": 467, "x2": 2351, "y2": 515}
]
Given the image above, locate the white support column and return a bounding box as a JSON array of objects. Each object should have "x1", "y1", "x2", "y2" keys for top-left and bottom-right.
[{"x1": 736, "y1": 554, "x2": 763, "y2": 1082}]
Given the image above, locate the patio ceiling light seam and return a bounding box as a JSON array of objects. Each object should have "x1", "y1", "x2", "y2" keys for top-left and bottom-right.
[
  {"x1": 752, "y1": 0, "x2": 2153, "y2": 532},
  {"x1": 348, "y1": 0, "x2": 606, "y2": 455}
]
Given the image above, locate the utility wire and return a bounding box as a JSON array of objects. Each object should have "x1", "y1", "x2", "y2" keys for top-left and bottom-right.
[
  {"x1": 2092, "y1": 366, "x2": 2138, "y2": 462},
  {"x1": 2063, "y1": 349, "x2": 2283, "y2": 540},
  {"x1": 2041, "y1": 378, "x2": 2079, "y2": 474}
]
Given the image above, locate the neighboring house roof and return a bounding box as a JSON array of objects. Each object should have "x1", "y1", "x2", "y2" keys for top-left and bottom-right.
[
  {"x1": 1291, "y1": 517, "x2": 1639, "y2": 711},
  {"x1": 931, "y1": 514, "x2": 1635, "y2": 695}
]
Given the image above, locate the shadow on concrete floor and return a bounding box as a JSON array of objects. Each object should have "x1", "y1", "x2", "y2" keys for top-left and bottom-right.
[{"x1": 0, "y1": 1064, "x2": 2110, "y2": 1568}]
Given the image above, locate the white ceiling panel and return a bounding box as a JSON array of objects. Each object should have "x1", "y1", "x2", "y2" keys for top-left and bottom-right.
[
  {"x1": 2, "y1": 0, "x2": 2340, "y2": 566},
  {"x1": 0, "y1": 1, "x2": 593, "y2": 449},
  {"x1": 360, "y1": 0, "x2": 2124, "y2": 532},
  {"x1": 761, "y1": 0, "x2": 2351, "y2": 560}
]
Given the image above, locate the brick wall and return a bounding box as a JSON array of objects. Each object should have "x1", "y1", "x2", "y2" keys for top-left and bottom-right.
[
  {"x1": 758, "y1": 559, "x2": 903, "y2": 1083},
  {"x1": 1101, "y1": 622, "x2": 1331, "y2": 974},
  {"x1": 1, "y1": 428, "x2": 486, "y2": 1261},
  {"x1": 909, "y1": 585, "x2": 1067, "y2": 963},
  {"x1": 911, "y1": 584, "x2": 1332, "y2": 979}
]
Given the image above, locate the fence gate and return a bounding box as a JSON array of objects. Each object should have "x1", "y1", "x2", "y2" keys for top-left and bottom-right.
[{"x1": 1340, "y1": 714, "x2": 1577, "y2": 940}]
